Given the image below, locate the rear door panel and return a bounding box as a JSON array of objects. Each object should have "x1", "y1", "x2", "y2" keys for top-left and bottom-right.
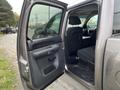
[
  {"x1": 103, "y1": 36, "x2": 120, "y2": 90},
  {"x1": 17, "y1": 0, "x2": 67, "y2": 89}
]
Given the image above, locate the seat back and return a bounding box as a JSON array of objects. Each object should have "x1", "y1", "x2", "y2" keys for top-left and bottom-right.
[{"x1": 65, "y1": 16, "x2": 83, "y2": 56}]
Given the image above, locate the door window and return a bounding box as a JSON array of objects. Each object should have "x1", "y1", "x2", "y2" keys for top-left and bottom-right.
[
  {"x1": 113, "y1": 0, "x2": 120, "y2": 34},
  {"x1": 87, "y1": 15, "x2": 98, "y2": 30},
  {"x1": 27, "y1": 4, "x2": 62, "y2": 39}
]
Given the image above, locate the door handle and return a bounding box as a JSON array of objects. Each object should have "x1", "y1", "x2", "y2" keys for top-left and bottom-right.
[{"x1": 48, "y1": 56, "x2": 56, "y2": 62}]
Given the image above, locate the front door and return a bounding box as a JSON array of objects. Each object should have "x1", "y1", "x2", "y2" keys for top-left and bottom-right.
[{"x1": 17, "y1": 0, "x2": 67, "y2": 90}]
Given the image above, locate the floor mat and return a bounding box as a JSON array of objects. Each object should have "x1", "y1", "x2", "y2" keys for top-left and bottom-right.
[{"x1": 68, "y1": 62, "x2": 94, "y2": 85}]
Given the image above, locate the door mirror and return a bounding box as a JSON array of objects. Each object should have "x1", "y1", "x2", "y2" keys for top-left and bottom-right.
[{"x1": 27, "y1": 4, "x2": 63, "y2": 40}]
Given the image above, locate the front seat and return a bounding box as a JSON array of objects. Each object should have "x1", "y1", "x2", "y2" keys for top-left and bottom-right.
[{"x1": 65, "y1": 16, "x2": 83, "y2": 64}]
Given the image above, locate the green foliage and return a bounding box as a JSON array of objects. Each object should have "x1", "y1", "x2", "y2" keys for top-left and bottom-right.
[
  {"x1": 14, "y1": 12, "x2": 20, "y2": 26},
  {"x1": 0, "y1": 0, "x2": 12, "y2": 10},
  {"x1": 0, "y1": 0, "x2": 19, "y2": 27},
  {"x1": 0, "y1": 33, "x2": 3, "y2": 37},
  {"x1": 0, "y1": 49, "x2": 16, "y2": 90}
]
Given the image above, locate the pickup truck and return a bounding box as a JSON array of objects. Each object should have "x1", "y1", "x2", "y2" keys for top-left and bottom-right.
[{"x1": 17, "y1": 0, "x2": 120, "y2": 90}]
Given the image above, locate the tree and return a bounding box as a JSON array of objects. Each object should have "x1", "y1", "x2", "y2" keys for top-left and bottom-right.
[
  {"x1": 14, "y1": 12, "x2": 20, "y2": 27},
  {"x1": 0, "y1": 0, "x2": 16, "y2": 27}
]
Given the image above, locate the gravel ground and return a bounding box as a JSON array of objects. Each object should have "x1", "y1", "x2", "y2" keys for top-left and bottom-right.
[{"x1": 0, "y1": 34, "x2": 88, "y2": 90}]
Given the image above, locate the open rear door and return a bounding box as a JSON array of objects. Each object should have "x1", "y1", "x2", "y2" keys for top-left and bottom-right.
[{"x1": 17, "y1": 0, "x2": 67, "y2": 89}]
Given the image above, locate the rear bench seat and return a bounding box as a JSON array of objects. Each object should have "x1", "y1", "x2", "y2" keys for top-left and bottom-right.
[{"x1": 77, "y1": 46, "x2": 95, "y2": 65}]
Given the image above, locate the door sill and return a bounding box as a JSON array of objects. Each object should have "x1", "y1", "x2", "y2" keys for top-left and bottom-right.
[{"x1": 65, "y1": 70, "x2": 95, "y2": 90}]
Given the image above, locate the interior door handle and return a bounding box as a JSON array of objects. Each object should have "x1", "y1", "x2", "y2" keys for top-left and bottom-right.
[{"x1": 48, "y1": 56, "x2": 56, "y2": 62}]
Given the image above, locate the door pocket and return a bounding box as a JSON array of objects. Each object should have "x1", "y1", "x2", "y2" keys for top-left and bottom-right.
[{"x1": 43, "y1": 65, "x2": 56, "y2": 75}]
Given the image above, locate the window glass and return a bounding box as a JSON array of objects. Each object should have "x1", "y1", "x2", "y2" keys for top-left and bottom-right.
[
  {"x1": 113, "y1": 0, "x2": 120, "y2": 34},
  {"x1": 114, "y1": 0, "x2": 120, "y2": 13},
  {"x1": 79, "y1": 17, "x2": 86, "y2": 26},
  {"x1": 87, "y1": 15, "x2": 98, "y2": 30},
  {"x1": 46, "y1": 13, "x2": 62, "y2": 34},
  {"x1": 28, "y1": 4, "x2": 62, "y2": 39}
]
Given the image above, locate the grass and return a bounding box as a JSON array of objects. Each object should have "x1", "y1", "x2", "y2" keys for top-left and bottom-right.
[
  {"x1": 0, "y1": 49, "x2": 17, "y2": 90},
  {"x1": 0, "y1": 33, "x2": 3, "y2": 37}
]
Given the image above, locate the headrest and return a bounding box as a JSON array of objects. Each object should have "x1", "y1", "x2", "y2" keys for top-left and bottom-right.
[{"x1": 69, "y1": 16, "x2": 81, "y2": 25}]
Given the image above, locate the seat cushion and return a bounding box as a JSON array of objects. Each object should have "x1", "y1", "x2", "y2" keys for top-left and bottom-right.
[{"x1": 77, "y1": 46, "x2": 95, "y2": 64}]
